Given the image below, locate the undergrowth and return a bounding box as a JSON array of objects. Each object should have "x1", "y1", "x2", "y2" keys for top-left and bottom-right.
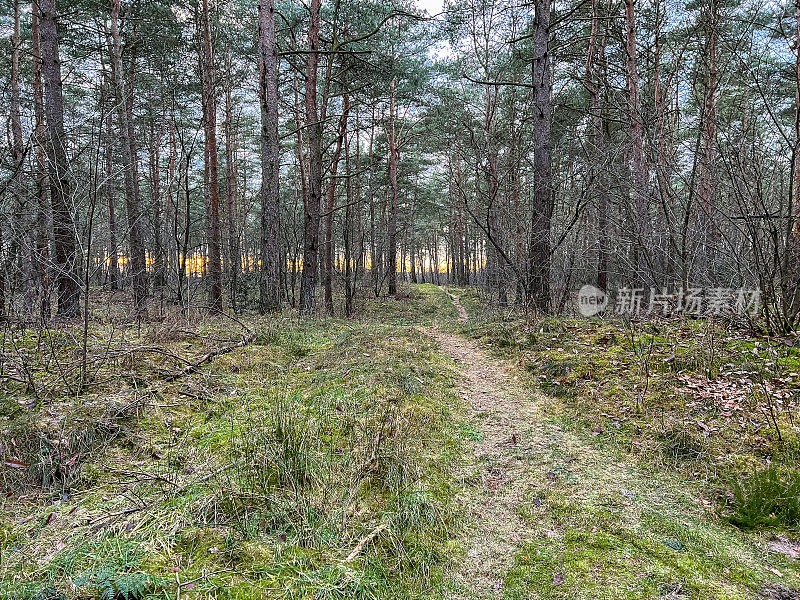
[{"x1": 0, "y1": 285, "x2": 465, "y2": 600}]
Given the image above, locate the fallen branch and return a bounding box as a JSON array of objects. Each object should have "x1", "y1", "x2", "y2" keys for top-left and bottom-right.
[
  {"x1": 164, "y1": 331, "x2": 257, "y2": 382},
  {"x1": 344, "y1": 523, "x2": 388, "y2": 563}
]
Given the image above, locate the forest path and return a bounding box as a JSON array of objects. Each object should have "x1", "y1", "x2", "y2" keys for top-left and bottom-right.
[
  {"x1": 429, "y1": 289, "x2": 787, "y2": 600},
  {"x1": 431, "y1": 291, "x2": 545, "y2": 598}
]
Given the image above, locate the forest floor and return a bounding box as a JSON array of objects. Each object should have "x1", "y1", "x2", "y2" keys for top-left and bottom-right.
[
  {"x1": 438, "y1": 291, "x2": 800, "y2": 600},
  {"x1": 1, "y1": 284, "x2": 800, "y2": 599}
]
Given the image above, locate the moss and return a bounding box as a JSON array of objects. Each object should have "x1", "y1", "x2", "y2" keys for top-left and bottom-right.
[{"x1": 0, "y1": 288, "x2": 470, "y2": 600}]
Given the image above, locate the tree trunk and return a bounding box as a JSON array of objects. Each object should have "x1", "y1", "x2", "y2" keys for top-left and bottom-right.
[
  {"x1": 32, "y1": 3, "x2": 52, "y2": 320},
  {"x1": 587, "y1": 0, "x2": 609, "y2": 291},
  {"x1": 299, "y1": 0, "x2": 322, "y2": 315},
  {"x1": 200, "y1": 0, "x2": 223, "y2": 313},
  {"x1": 11, "y1": 0, "x2": 30, "y2": 314},
  {"x1": 344, "y1": 129, "x2": 355, "y2": 317},
  {"x1": 388, "y1": 80, "x2": 399, "y2": 296},
  {"x1": 410, "y1": 185, "x2": 417, "y2": 284},
  {"x1": 625, "y1": 0, "x2": 649, "y2": 284},
  {"x1": 787, "y1": 0, "x2": 800, "y2": 321},
  {"x1": 259, "y1": 0, "x2": 281, "y2": 313},
  {"x1": 324, "y1": 93, "x2": 350, "y2": 315},
  {"x1": 697, "y1": 0, "x2": 718, "y2": 284},
  {"x1": 528, "y1": 0, "x2": 552, "y2": 312},
  {"x1": 105, "y1": 101, "x2": 120, "y2": 291},
  {"x1": 109, "y1": 0, "x2": 147, "y2": 314},
  {"x1": 224, "y1": 86, "x2": 240, "y2": 311},
  {"x1": 41, "y1": 0, "x2": 80, "y2": 318},
  {"x1": 150, "y1": 119, "x2": 165, "y2": 292}
]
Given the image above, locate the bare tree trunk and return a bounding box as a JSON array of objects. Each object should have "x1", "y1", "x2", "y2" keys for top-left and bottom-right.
[
  {"x1": 109, "y1": 0, "x2": 147, "y2": 314},
  {"x1": 149, "y1": 118, "x2": 165, "y2": 291},
  {"x1": 300, "y1": 0, "x2": 322, "y2": 315},
  {"x1": 368, "y1": 110, "x2": 380, "y2": 294},
  {"x1": 528, "y1": 0, "x2": 552, "y2": 311},
  {"x1": 625, "y1": 0, "x2": 649, "y2": 284},
  {"x1": 292, "y1": 71, "x2": 308, "y2": 304},
  {"x1": 697, "y1": 0, "x2": 718, "y2": 284},
  {"x1": 410, "y1": 185, "x2": 417, "y2": 284},
  {"x1": 587, "y1": 0, "x2": 609, "y2": 291},
  {"x1": 224, "y1": 86, "x2": 240, "y2": 311},
  {"x1": 41, "y1": 0, "x2": 80, "y2": 318},
  {"x1": 344, "y1": 129, "x2": 355, "y2": 317},
  {"x1": 199, "y1": 0, "x2": 223, "y2": 313},
  {"x1": 10, "y1": 0, "x2": 30, "y2": 314},
  {"x1": 32, "y1": 3, "x2": 52, "y2": 320},
  {"x1": 324, "y1": 93, "x2": 350, "y2": 314},
  {"x1": 388, "y1": 79, "x2": 399, "y2": 296},
  {"x1": 787, "y1": 0, "x2": 800, "y2": 321},
  {"x1": 105, "y1": 101, "x2": 120, "y2": 291}
]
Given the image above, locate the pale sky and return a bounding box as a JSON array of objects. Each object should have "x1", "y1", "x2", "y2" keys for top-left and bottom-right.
[{"x1": 416, "y1": 0, "x2": 445, "y2": 16}]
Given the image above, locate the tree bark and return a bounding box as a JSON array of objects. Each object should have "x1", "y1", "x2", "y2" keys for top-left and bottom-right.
[
  {"x1": 41, "y1": 0, "x2": 80, "y2": 318},
  {"x1": 300, "y1": 0, "x2": 323, "y2": 315},
  {"x1": 224, "y1": 86, "x2": 240, "y2": 311},
  {"x1": 587, "y1": 0, "x2": 609, "y2": 291},
  {"x1": 344, "y1": 128, "x2": 355, "y2": 317},
  {"x1": 199, "y1": 0, "x2": 223, "y2": 314},
  {"x1": 259, "y1": 0, "x2": 281, "y2": 313},
  {"x1": 11, "y1": 0, "x2": 31, "y2": 313},
  {"x1": 388, "y1": 79, "x2": 399, "y2": 296},
  {"x1": 625, "y1": 0, "x2": 649, "y2": 284},
  {"x1": 149, "y1": 118, "x2": 165, "y2": 292},
  {"x1": 105, "y1": 98, "x2": 120, "y2": 291},
  {"x1": 109, "y1": 0, "x2": 148, "y2": 314},
  {"x1": 697, "y1": 0, "x2": 718, "y2": 284},
  {"x1": 528, "y1": 0, "x2": 552, "y2": 312},
  {"x1": 32, "y1": 3, "x2": 52, "y2": 320},
  {"x1": 324, "y1": 93, "x2": 350, "y2": 315},
  {"x1": 787, "y1": 0, "x2": 800, "y2": 321}
]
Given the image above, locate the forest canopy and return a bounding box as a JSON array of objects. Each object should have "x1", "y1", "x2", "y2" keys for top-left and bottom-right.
[{"x1": 0, "y1": 0, "x2": 799, "y2": 328}]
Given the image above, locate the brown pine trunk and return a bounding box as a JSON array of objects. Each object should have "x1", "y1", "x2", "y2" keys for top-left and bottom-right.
[
  {"x1": 324, "y1": 93, "x2": 350, "y2": 315},
  {"x1": 787, "y1": 0, "x2": 800, "y2": 321},
  {"x1": 410, "y1": 185, "x2": 417, "y2": 284},
  {"x1": 697, "y1": 0, "x2": 718, "y2": 284},
  {"x1": 12, "y1": 0, "x2": 30, "y2": 313},
  {"x1": 344, "y1": 129, "x2": 355, "y2": 317},
  {"x1": 300, "y1": 0, "x2": 322, "y2": 315},
  {"x1": 109, "y1": 0, "x2": 147, "y2": 314},
  {"x1": 105, "y1": 102, "x2": 120, "y2": 291},
  {"x1": 258, "y1": 0, "x2": 281, "y2": 314},
  {"x1": 388, "y1": 80, "x2": 399, "y2": 296},
  {"x1": 587, "y1": 0, "x2": 609, "y2": 291},
  {"x1": 625, "y1": 0, "x2": 649, "y2": 283},
  {"x1": 150, "y1": 119, "x2": 165, "y2": 291},
  {"x1": 199, "y1": 0, "x2": 223, "y2": 313},
  {"x1": 32, "y1": 4, "x2": 52, "y2": 319},
  {"x1": 224, "y1": 86, "x2": 240, "y2": 310},
  {"x1": 41, "y1": 0, "x2": 80, "y2": 318},
  {"x1": 528, "y1": 0, "x2": 552, "y2": 312}
]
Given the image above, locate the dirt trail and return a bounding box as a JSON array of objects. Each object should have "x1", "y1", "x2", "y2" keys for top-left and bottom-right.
[
  {"x1": 446, "y1": 291, "x2": 469, "y2": 324},
  {"x1": 433, "y1": 292, "x2": 545, "y2": 598},
  {"x1": 432, "y1": 290, "x2": 793, "y2": 600}
]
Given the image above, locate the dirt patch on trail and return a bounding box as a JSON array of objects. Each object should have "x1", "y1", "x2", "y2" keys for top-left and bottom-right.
[
  {"x1": 447, "y1": 292, "x2": 469, "y2": 324},
  {"x1": 430, "y1": 325, "x2": 543, "y2": 599}
]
